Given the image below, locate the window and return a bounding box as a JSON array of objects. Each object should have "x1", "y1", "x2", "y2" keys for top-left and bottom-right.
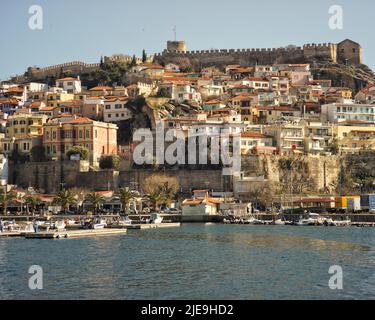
[
  {"x1": 86, "y1": 130, "x2": 90, "y2": 138},
  {"x1": 105, "y1": 105, "x2": 111, "y2": 110},
  {"x1": 95, "y1": 130, "x2": 98, "y2": 138}
]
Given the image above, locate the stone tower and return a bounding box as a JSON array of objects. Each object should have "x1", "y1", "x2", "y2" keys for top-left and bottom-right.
[
  {"x1": 166, "y1": 41, "x2": 187, "y2": 53},
  {"x1": 337, "y1": 39, "x2": 362, "y2": 65}
]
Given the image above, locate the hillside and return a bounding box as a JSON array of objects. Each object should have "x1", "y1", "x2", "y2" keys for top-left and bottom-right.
[{"x1": 311, "y1": 62, "x2": 375, "y2": 92}]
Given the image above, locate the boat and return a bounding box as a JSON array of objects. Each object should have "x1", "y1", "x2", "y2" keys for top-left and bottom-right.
[
  {"x1": 3, "y1": 221, "x2": 21, "y2": 232},
  {"x1": 22, "y1": 223, "x2": 36, "y2": 233},
  {"x1": 117, "y1": 216, "x2": 133, "y2": 226},
  {"x1": 52, "y1": 220, "x2": 66, "y2": 231},
  {"x1": 91, "y1": 218, "x2": 107, "y2": 229},
  {"x1": 296, "y1": 213, "x2": 325, "y2": 226},
  {"x1": 324, "y1": 218, "x2": 351, "y2": 227},
  {"x1": 274, "y1": 219, "x2": 286, "y2": 225},
  {"x1": 149, "y1": 213, "x2": 163, "y2": 224}
]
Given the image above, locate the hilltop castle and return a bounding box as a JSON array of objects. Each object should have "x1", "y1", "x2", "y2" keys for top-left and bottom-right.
[
  {"x1": 18, "y1": 39, "x2": 362, "y2": 83},
  {"x1": 154, "y1": 39, "x2": 362, "y2": 68}
]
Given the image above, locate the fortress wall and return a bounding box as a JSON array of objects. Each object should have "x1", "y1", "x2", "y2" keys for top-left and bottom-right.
[
  {"x1": 28, "y1": 61, "x2": 101, "y2": 80},
  {"x1": 155, "y1": 46, "x2": 306, "y2": 68}
]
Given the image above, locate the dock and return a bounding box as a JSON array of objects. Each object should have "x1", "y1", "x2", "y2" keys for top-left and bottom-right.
[
  {"x1": 124, "y1": 222, "x2": 181, "y2": 230},
  {"x1": 25, "y1": 228, "x2": 127, "y2": 239},
  {"x1": 0, "y1": 232, "x2": 23, "y2": 238}
]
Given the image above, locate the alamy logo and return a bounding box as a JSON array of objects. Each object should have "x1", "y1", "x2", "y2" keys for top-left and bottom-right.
[
  {"x1": 28, "y1": 5, "x2": 43, "y2": 30},
  {"x1": 328, "y1": 5, "x2": 343, "y2": 30},
  {"x1": 28, "y1": 265, "x2": 43, "y2": 290},
  {"x1": 328, "y1": 265, "x2": 343, "y2": 290}
]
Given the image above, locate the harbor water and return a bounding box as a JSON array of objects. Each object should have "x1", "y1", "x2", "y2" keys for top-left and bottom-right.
[{"x1": 0, "y1": 224, "x2": 374, "y2": 299}]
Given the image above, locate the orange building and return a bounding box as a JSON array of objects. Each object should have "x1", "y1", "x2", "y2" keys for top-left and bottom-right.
[{"x1": 43, "y1": 115, "x2": 118, "y2": 166}]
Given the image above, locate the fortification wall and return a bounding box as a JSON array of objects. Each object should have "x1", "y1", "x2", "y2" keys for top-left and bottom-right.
[
  {"x1": 155, "y1": 43, "x2": 337, "y2": 68},
  {"x1": 27, "y1": 61, "x2": 100, "y2": 80}
]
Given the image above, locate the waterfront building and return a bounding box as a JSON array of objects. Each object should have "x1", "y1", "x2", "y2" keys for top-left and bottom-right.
[{"x1": 42, "y1": 115, "x2": 118, "y2": 165}]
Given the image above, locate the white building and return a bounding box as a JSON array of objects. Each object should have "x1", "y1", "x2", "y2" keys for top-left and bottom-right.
[
  {"x1": 321, "y1": 103, "x2": 375, "y2": 123},
  {"x1": 103, "y1": 97, "x2": 132, "y2": 122},
  {"x1": 25, "y1": 82, "x2": 49, "y2": 92},
  {"x1": 56, "y1": 77, "x2": 82, "y2": 94},
  {"x1": 172, "y1": 84, "x2": 202, "y2": 104}
]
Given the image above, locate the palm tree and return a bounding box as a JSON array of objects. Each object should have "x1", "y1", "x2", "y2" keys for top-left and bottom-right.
[
  {"x1": 25, "y1": 196, "x2": 42, "y2": 215},
  {"x1": 118, "y1": 187, "x2": 137, "y2": 214},
  {"x1": 53, "y1": 189, "x2": 76, "y2": 214},
  {"x1": 85, "y1": 192, "x2": 105, "y2": 214},
  {"x1": 146, "y1": 189, "x2": 163, "y2": 212},
  {"x1": 0, "y1": 192, "x2": 17, "y2": 215}
]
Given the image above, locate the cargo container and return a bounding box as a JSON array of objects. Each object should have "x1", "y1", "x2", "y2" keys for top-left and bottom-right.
[
  {"x1": 360, "y1": 194, "x2": 375, "y2": 211},
  {"x1": 335, "y1": 196, "x2": 361, "y2": 212}
]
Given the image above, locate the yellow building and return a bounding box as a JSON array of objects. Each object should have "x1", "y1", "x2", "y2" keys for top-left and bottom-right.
[
  {"x1": 46, "y1": 92, "x2": 75, "y2": 108},
  {"x1": 1, "y1": 114, "x2": 48, "y2": 155},
  {"x1": 334, "y1": 123, "x2": 375, "y2": 152}
]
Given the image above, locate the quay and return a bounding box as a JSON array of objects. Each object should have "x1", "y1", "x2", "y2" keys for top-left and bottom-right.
[
  {"x1": 124, "y1": 222, "x2": 181, "y2": 230},
  {"x1": 0, "y1": 232, "x2": 23, "y2": 238},
  {"x1": 25, "y1": 228, "x2": 127, "y2": 239}
]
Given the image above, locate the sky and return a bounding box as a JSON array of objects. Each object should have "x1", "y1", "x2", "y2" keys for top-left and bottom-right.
[{"x1": 1, "y1": 0, "x2": 374, "y2": 80}]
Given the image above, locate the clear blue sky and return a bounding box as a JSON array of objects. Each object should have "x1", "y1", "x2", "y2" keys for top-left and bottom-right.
[{"x1": 1, "y1": 0, "x2": 374, "y2": 80}]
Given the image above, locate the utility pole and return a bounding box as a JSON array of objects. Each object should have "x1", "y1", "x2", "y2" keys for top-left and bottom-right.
[{"x1": 173, "y1": 26, "x2": 177, "y2": 41}]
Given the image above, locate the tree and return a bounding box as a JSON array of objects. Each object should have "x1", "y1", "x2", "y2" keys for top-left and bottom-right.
[
  {"x1": 53, "y1": 189, "x2": 77, "y2": 214},
  {"x1": 142, "y1": 49, "x2": 147, "y2": 63},
  {"x1": 25, "y1": 196, "x2": 43, "y2": 214},
  {"x1": 130, "y1": 55, "x2": 137, "y2": 67},
  {"x1": 85, "y1": 192, "x2": 105, "y2": 214},
  {"x1": 328, "y1": 138, "x2": 340, "y2": 155},
  {"x1": 30, "y1": 146, "x2": 46, "y2": 162},
  {"x1": 145, "y1": 189, "x2": 163, "y2": 212},
  {"x1": 157, "y1": 87, "x2": 170, "y2": 98},
  {"x1": 118, "y1": 187, "x2": 137, "y2": 214},
  {"x1": 0, "y1": 192, "x2": 17, "y2": 215},
  {"x1": 99, "y1": 155, "x2": 120, "y2": 170},
  {"x1": 143, "y1": 174, "x2": 179, "y2": 209},
  {"x1": 70, "y1": 187, "x2": 89, "y2": 213},
  {"x1": 66, "y1": 146, "x2": 89, "y2": 160}
]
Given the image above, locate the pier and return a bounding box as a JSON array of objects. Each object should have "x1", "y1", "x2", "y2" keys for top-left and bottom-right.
[
  {"x1": 124, "y1": 222, "x2": 181, "y2": 229},
  {"x1": 24, "y1": 228, "x2": 127, "y2": 239}
]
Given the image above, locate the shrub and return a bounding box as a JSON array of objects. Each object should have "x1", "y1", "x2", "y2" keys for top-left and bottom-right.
[
  {"x1": 66, "y1": 146, "x2": 89, "y2": 160},
  {"x1": 99, "y1": 155, "x2": 120, "y2": 170}
]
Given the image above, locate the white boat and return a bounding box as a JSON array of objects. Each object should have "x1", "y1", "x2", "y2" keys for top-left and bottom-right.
[
  {"x1": 91, "y1": 219, "x2": 107, "y2": 229},
  {"x1": 274, "y1": 219, "x2": 286, "y2": 225},
  {"x1": 4, "y1": 221, "x2": 21, "y2": 232},
  {"x1": 117, "y1": 216, "x2": 133, "y2": 226},
  {"x1": 22, "y1": 223, "x2": 36, "y2": 233},
  {"x1": 53, "y1": 220, "x2": 66, "y2": 231},
  {"x1": 150, "y1": 213, "x2": 163, "y2": 224},
  {"x1": 325, "y1": 218, "x2": 351, "y2": 227},
  {"x1": 297, "y1": 213, "x2": 325, "y2": 226}
]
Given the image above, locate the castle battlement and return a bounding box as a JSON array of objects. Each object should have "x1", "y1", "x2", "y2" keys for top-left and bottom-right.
[{"x1": 155, "y1": 39, "x2": 362, "y2": 68}]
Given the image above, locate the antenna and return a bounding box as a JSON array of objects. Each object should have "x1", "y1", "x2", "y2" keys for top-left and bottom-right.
[{"x1": 173, "y1": 25, "x2": 177, "y2": 41}]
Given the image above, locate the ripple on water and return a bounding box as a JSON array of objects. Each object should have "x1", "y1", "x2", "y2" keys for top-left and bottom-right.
[{"x1": 0, "y1": 224, "x2": 374, "y2": 299}]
